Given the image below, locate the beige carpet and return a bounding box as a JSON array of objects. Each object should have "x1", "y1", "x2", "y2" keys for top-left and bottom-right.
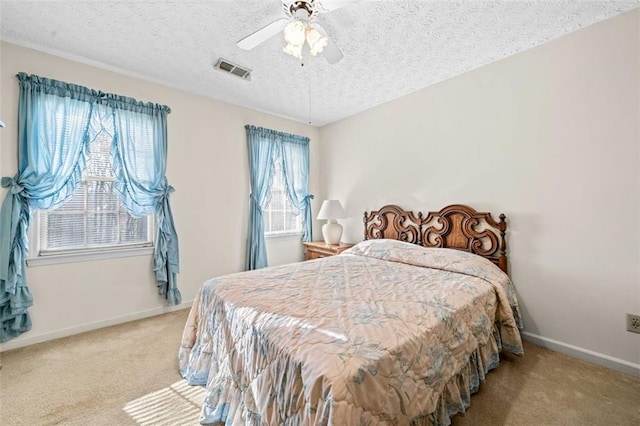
[{"x1": 1, "y1": 309, "x2": 638, "y2": 425}]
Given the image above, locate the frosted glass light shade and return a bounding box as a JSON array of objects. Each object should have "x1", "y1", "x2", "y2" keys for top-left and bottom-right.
[
  {"x1": 306, "y1": 27, "x2": 328, "y2": 56},
  {"x1": 283, "y1": 20, "x2": 306, "y2": 59},
  {"x1": 284, "y1": 20, "x2": 306, "y2": 46},
  {"x1": 283, "y1": 42, "x2": 303, "y2": 59}
]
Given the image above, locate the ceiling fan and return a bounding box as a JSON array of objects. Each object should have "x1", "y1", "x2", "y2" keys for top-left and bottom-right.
[{"x1": 237, "y1": 0, "x2": 354, "y2": 64}]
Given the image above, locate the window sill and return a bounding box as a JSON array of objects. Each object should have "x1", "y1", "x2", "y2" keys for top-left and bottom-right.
[
  {"x1": 27, "y1": 246, "x2": 154, "y2": 267},
  {"x1": 265, "y1": 232, "x2": 303, "y2": 241}
]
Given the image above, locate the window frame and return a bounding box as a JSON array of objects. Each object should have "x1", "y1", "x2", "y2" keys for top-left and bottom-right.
[{"x1": 28, "y1": 208, "x2": 155, "y2": 266}]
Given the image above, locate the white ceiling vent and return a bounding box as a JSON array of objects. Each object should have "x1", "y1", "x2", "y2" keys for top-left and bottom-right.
[{"x1": 214, "y1": 58, "x2": 251, "y2": 81}]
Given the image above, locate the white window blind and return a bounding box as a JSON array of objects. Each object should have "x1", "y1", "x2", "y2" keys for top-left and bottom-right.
[
  {"x1": 264, "y1": 161, "x2": 301, "y2": 236},
  {"x1": 37, "y1": 131, "x2": 153, "y2": 255}
]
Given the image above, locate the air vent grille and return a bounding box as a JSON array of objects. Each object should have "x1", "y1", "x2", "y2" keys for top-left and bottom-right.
[{"x1": 214, "y1": 58, "x2": 251, "y2": 81}]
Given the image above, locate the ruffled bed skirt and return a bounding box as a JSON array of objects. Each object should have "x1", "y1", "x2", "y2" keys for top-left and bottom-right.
[
  {"x1": 414, "y1": 325, "x2": 504, "y2": 426},
  {"x1": 182, "y1": 321, "x2": 514, "y2": 426}
]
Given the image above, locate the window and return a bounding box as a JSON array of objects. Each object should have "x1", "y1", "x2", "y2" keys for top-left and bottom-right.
[
  {"x1": 264, "y1": 161, "x2": 302, "y2": 236},
  {"x1": 30, "y1": 131, "x2": 154, "y2": 265},
  {"x1": 6, "y1": 71, "x2": 179, "y2": 322}
]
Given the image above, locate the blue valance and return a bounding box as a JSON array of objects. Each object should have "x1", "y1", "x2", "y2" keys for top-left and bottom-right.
[
  {"x1": 245, "y1": 125, "x2": 310, "y2": 145},
  {"x1": 16, "y1": 72, "x2": 171, "y2": 114}
]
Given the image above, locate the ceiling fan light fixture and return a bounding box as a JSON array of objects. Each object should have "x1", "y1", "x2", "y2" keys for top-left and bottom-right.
[
  {"x1": 236, "y1": 0, "x2": 345, "y2": 64},
  {"x1": 282, "y1": 19, "x2": 328, "y2": 59}
]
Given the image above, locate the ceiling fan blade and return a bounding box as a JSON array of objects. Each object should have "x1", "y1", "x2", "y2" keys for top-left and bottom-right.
[
  {"x1": 237, "y1": 18, "x2": 289, "y2": 50},
  {"x1": 322, "y1": 37, "x2": 344, "y2": 64},
  {"x1": 314, "y1": 24, "x2": 344, "y2": 64},
  {"x1": 316, "y1": 0, "x2": 359, "y2": 12}
]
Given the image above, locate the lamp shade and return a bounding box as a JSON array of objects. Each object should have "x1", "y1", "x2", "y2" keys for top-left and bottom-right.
[{"x1": 317, "y1": 200, "x2": 345, "y2": 220}]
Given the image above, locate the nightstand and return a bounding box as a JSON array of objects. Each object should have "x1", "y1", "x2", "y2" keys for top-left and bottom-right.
[{"x1": 303, "y1": 241, "x2": 354, "y2": 260}]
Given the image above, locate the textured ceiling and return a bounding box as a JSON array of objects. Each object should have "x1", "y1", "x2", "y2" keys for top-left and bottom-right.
[{"x1": 1, "y1": 1, "x2": 637, "y2": 126}]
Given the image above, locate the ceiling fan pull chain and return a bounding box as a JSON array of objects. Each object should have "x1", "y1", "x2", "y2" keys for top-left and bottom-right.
[{"x1": 308, "y1": 70, "x2": 312, "y2": 125}]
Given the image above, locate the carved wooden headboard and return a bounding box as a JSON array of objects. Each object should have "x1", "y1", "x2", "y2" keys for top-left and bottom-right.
[{"x1": 363, "y1": 204, "x2": 508, "y2": 274}]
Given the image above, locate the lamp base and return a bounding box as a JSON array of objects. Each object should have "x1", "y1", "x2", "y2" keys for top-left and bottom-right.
[{"x1": 322, "y1": 220, "x2": 343, "y2": 245}]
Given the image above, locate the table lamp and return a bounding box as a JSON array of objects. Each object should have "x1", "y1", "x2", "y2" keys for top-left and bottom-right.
[{"x1": 317, "y1": 200, "x2": 346, "y2": 245}]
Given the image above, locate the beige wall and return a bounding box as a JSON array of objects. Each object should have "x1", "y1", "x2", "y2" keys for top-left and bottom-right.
[
  {"x1": 320, "y1": 10, "x2": 639, "y2": 370},
  {"x1": 0, "y1": 42, "x2": 319, "y2": 350}
]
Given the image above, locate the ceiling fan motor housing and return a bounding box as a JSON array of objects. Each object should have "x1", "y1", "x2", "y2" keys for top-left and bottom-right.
[{"x1": 286, "y1": 0, "x2": 318, "y2": 19}]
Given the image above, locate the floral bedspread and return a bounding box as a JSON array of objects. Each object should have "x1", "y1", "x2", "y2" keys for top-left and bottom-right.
[{"x1": 179, "y1": 239, "x2": 523, "y2": 425}]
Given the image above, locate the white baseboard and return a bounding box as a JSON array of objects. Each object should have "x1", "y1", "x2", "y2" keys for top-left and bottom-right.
[
  {"x1": 0, "y1": 300, "x2": 193, "y2": 352},
  {"x1": 521, "y1": 331, "x2": 640, "y2": 377}
]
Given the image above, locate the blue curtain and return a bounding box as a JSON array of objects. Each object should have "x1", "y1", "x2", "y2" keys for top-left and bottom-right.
[
  {"x1": 0, "y1": 73, "x2": 179, "y2": 342},
  {"x1": 111, "y1": 105, "x2": 181, "y2": 304},
  {"x1": 245, "y1": 125, "x2": 313, "y2": 271},
  {"x1": 280, "y1": 134, "x2": 313, "y2": 242},
  {"x1": 0, "y1": 73, "x2": 96, "y2": 342},
  {"x1": 245, "y1": 126, "x2": 279, "y2": 270}
]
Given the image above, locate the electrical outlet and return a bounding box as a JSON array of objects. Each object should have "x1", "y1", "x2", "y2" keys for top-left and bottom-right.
[{"x1": 627, "y1": 314, "x2": 640, "y2": 334}]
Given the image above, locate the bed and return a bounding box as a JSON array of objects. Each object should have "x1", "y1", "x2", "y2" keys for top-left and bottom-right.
[{"x1": 179, "y1": 204, "x2": 523, "y2": 425}]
